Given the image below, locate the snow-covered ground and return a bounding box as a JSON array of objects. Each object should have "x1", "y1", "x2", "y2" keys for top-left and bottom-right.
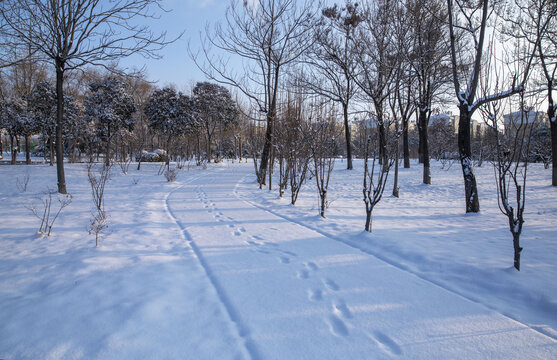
[{"x1": 1, "y1": 156, "x2": 556, "y2": 359}]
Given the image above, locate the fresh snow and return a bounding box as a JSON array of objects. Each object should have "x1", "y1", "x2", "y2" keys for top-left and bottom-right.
[{"x1": 1, "y1": 157, "x2": 556, "y2": 359}]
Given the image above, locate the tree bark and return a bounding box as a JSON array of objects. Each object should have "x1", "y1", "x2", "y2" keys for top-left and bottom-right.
[
  {"x1": 365, "y1": 211, "x2": 372, "y2": 232},
  {"x1": 49, "y1": 134, "x2": 54, "y2": 166},
  {"x1": 513, "y1": 232, "x2": 522, "y2": 271},
  {"x1": 105, "y1": 128, "x2": 111, "y2": 167},
  {"x1": 548, "y1": 80, "x2": 556, "y2": 186},
  {"x1": 55, "y1": 61, "x2": 67, "y2": 194},
  {"x1": 458, "y1": 107, "x2": 480, "y2": 212},
  {"x1": 258, "y1": 110, "x2": 274, "y2": 185},
  {"x1": 10, "y1": 135, "x2": 17, "y2": 164},
  {"x1": 342, "y1": 103, "x2": 353, "y2": 170},
  {"x1": 320, "y1": 191, "x2": 327, "y2": 218},
  {"x1": 403, "y1": 116, "x2": 410, "y2": 168},
  {"x1": 25, "y1": 135, "x2": 31, "y2": 164},
  {"x1": 419, "y1": 109, "x2": 431, "y2": 184},
  {"x1": 393, "y1": 138, "x2": 400, "y2": 197}
]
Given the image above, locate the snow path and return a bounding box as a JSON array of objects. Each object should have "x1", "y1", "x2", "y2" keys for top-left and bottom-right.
[
  {"x1": 165, "y1": 164, "x2": 557, "y2": 359},
  {"x1": 164, "y1": 169, "x2": 255, "y2": 359},
  {"x1": 0, "y1": 165, "x2": 247, "y2": 360}
]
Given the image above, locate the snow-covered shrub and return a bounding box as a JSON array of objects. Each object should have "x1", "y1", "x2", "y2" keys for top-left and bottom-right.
[
  {"x1": 164, "y1": 168, "x2": 177, "y2": 182},
  {"x1": 136, "y1": 149, "x2": 168, "y2": 162},
  {"x1": 27, "y1": 189, "x2": 72, "y2": 237}
]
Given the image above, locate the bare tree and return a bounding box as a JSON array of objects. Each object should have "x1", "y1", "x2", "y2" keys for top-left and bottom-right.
[
  {"x1": 1, "y1": 0, "x2": 175, "y2": 194},
  {"x1": 502, "y1": 0, "x2": 557, "y2": 185},
  {"x1": 446, "y1": 0, "x2": 533, "y2": 212},
  {"x1": 27, "y1": 188, "x2": 72, "y2": 237},
  {"x1": 408, "y1": 0, "x2": 452, "y2": 184},
  {"x1": 88, "y1": 163, "x2": 111, "y2": 247},
  {"x1": 363, "y1": 132, "x2": 393, "y2": 232},
  {"x1": 309, "y1": 106, "x2": 339, "y2": 217},
  {"x1": 481, "y1": 93, "x2": 535, "y2": 271},
  {"x1": 191, "y1": 0, "x2": 314, "y2": 186},
  {"x1": 301, "y1": 1, "x2": 361, "y2": 170},
  {"x1": 353, "y1": 0, "x2": 396, "y2": 169}
]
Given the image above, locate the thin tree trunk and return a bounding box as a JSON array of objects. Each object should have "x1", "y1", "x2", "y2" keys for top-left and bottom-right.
[
  {"x1": 25, "y1": 135, "x2": 31, "y2": 164},
  {"x1": 342, "y1": 103, "x2": 353, "y2": 170},
  {"x1": 403, "y1": 116, "x2": 410, "y2": 168},
  {"x1": 268, "y1": 144, "x2": 273, "y2": 190},
  {"x1": 55, "y1": 62, "x2": 67, "y2": 194},
  {"x1": 513, "y1": 232, "x2": 522, "y2": 271},
  {"x1": 458, "y1": 108, "x2": 480, "y2": 212},
  {"x1": 419, "y1": 109, "x2": 431, "y2": 184},
  {"x1": 11, "y1": 135, "x2": 16, "y2": 164},
  {"x1": 365, "y1": 211, "x2": 372, "y2": 232},
  {"x1": 206, "y1": 130, "x2": 212, "y2": 163},
  {"x1": 548, "y1": 80, "x2": 556, "y2": 186},
  {"x1": 393, "y1": 138, "x2": 400, "y2": 197},
  {"x1": 49, "y1": 134, "x2": 54, "y2": 166},
  {"x1": 105, "y1": 130, "x2": 111, "y2": 167},
  {"x1": 258, "y1": 111, "x2": 274, "y2": 186}
]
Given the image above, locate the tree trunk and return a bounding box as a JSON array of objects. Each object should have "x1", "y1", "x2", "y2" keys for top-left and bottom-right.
[
  {"x1": 419, "y1": 109, "x2": 431, "y2": 185},
  {"x1": 105, "y1": 128, "x2": 111, "y2": 167},
  {"x1": 206, "y1": 131, "x2": 212, "y2": 163},
  {"x1": 548, "y1": 80, "x2": 556, "y2": 186},
  {"x1": 320, "y1": 191, "x2": 327, "y2": 218},
  {"x1": 258, "y1": 111, "x2": 274, "y2": 186},
  {"x1": 365, "y1": 211, "x2": 372, "y2": 232},
  {"x1": 458, "y1": 107, "x2": 480, "y2": 213},
  {"x1": 393, "y1": 139, "x2": 400, "y2": 197},
  {"x1": 239, "y1": 136, "x2": 243, "y2": 162},
  {"x1": 11, "y1": 135, "x2": 16, "y2": 164},
  {"x1": 513, "y1": 232, "x2": 522, "y2": 271},
  {"x1": 342, "y1": 103, "x2": 353, "y2": 170},
  {"x1": 49, "y1": 134, "x2": 54, "y2": 166},
  {"x1": 25, "y1": 135, "x2": 31, "y2": 165},
  {"x1": 55, "y1": 62, "x2": 67, "y2": 194},
  {"x1": 403, "y1": 116, "x2": 410, "y2": 168},
  {"x1": 380, "y1": 124, "x2": 388, "y2": 168},
  {"x1": 417, "y1": 110, "x2": 424, "y2": 164},
  {"x1": 268, "y1": 144, "x2": 273, "y2": 190}
]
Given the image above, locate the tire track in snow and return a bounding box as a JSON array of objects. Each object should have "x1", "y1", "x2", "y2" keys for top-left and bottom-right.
[
  {"x1": 233, "y1": 173, "x2": 557, "y2": 344},
  {"x1": 164, "y1": 171, "x2": 261, "y2": 360}
]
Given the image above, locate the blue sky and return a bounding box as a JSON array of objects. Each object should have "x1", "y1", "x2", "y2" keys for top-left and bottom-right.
[{"x1": 120, "y1": 0, "x2": 230, "y2": 90}]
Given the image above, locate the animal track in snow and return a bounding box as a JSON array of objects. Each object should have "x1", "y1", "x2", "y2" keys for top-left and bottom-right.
[
  {"x1": 297, "y1": 269, "x2": 309, "y2": 279},
  {"x1": 323, "y1": 278, "x2": 340, "y2": 291},
  {"x1": 278, "y1": 256, "x2": 290, "y2": 264},
  {"x1": 327, "y1": 315, "x2": 349, "y2": 337},
  {"x1": 280, "y1": 250, "x2": 297, "y2": 257},
  {"x1": 305, "y1": 262, "x2": 319, "y2": 271},
  {"x1": 308, "y1": 289, "x2": 323, "y2": 301},
  {"x1": 333, "y1": 300, "x2": 352, "y2": 319},
  {"x1": 370, "y1": 331, "x2": 402, "y2": 356}
]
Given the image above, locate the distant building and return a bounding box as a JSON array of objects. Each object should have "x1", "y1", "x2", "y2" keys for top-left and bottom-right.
[
  {"x1": 503, "y1": 110, "x2": 548, "y2": 136},
  {"x1": 429, "y1": 113, "x2": 458, "y2": 133},
  {"x1": 429, "y1": 112, "x2": 488, "y2": 138}
]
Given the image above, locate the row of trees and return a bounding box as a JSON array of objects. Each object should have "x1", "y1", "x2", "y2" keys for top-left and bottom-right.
[
  {"x1": 0, "y1": 72, "x2": 240, "y2": 168},
  {"x1": 192, "y1": 0, "x2": 556, "y2": 213}
]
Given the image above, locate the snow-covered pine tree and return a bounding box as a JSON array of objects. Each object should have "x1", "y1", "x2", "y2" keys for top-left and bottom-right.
[
  {"x1": 85, "y1": 77, "x2": 136, "y2": 166},
  {"x1": 192, "y1": 82, "x2": 238, "y2": 163},
  {"x1": 144, "y1": 87, "x2": 192, "y2": 169}
]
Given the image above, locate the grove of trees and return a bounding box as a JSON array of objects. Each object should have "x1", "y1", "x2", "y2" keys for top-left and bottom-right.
[{"x1": 1, "y1": 0, "x2": 555, "y2": 269}]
